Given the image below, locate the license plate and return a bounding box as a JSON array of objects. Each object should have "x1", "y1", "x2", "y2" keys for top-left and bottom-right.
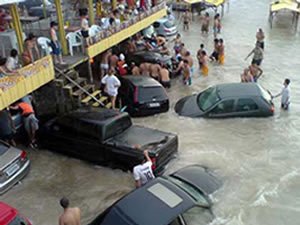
[
  {"x1": 149, "y1": 103, "x2": 160, "y2": 108},
  {"x1": 5, "y1": 163, "x2": 20, "y2": 177}
]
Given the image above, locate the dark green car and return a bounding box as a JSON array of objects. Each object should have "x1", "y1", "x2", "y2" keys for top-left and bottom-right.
[{"x1": 175, "y1": 83, "x2": 274, "y2": 118}]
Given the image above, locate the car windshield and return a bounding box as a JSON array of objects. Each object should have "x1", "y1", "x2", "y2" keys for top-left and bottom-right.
[
  {"x1": 164, "y1": 21, "x2": 174, "y2": 28},
  {"x1": 8, "y1": 215, "x2": 30, "y2": 225},
  {"x1": 167, "y1": 177, "x2": 209, "y2": 206},
  {"x1": 182, "y1": 206, "x2": 214, "y2": 225},
  {"x1": 105, "y1": 115, "x2": 132, "y2": 140},
  {"x1": 139, "y1": 86, "x2": 168, "y2": 102},
  {"x1": 258, "y1": 85, "x2": 273, "y2": 104},
  {"x1": 197, "y1": 87, "x2": 220, "y2": 111}
]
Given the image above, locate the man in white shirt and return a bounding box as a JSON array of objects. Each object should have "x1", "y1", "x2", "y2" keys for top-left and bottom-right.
[
  {"x1": 133, "y1": 150, "x2": 155, "y2": 188},
  {"x1": 101, "y1": 68, "x2": 121, "y2": 109},
  {"x1": 273, "y1": 78, "x2": 291, "y2": 110}
]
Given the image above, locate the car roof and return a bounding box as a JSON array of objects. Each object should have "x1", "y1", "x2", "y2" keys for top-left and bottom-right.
[
  {"x1": 101, "y1": 178, "x2": 196, "y2": 225},
  {"x1": 64, "y1": 108, "x2": 129, "y2": 125},
  {"x1": 0, "y1": 202, "x2": 18, "y2": 224},
  {"x1": 216, "y1": 83, "x2": 262, "y2": 99},
  {"x1": 121, "y1": 75, "x2": 162, "y2": 87}
]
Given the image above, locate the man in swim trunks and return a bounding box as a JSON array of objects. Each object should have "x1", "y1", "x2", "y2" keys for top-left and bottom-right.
[
  {"x1": 150, "y1": 63, "x2": 161, "y2": 80},
  {"x1": 213, "y1": 13, "x2": 221, "y2": 38},
  {"x1": 210, "y1": 39, "x2": 219, "y2": 61},
  {"x1": 159, "y1": 63, "x2": 171, "y2": 89},
  {"x1": 248, "y1": 62, "x2": 263, "y2": 82},
  {"x1": 182, "y1": 60, "x2": 191, "y2": 85},
  {"x1": 173, "y1": 34, "x2": 182, "y2": 55},
  {"x1": 197, "y1": 44, "x2": 205, "y2": 70},
  {"x1": 218, "y1": 39, "x2": 225, "y2": 65},
  {"x1": 131, "y1": 62, "x2": 140, "y2": 75},
  {"x1": 140, "y1": 62, "x2": 151, "y2": 76},
  {"x1": 245, "y1": 42, "x2": 264, "y2": 66},
  {"x1": 100, "y1": 50, "x2": 112, "y2": 77},
  {"x1": 241, "y1": 68, "x2": 253, "y2": 83},
  {"x1": 50, "y1": 21, "x2": 66, "y2": 65},
  {"x1": 201, "y1": 51, "x2": 209, "y2": 76},
  {"x1": 184, "y1": 51, "x2": 194, "y2": 78},
  {"x1": 201, "y1": 12, "x2": 210, "y2": 35},
  {"x1": 182, "y1": 10, "x2": 191, "y2": 31},
  {"x1": 59, "y1": 197, "x2": 81, "y2": 225},
  {"x1": 256, "y1": 28, "x2": 265, "y2": 50}
]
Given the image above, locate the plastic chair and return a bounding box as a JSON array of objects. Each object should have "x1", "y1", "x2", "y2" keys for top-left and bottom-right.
[
  {"x1": 89, "y1": 25, "x2": 101, "y2": 37},
  {"x1": 37, "y1": 37, "x2": 52, "y2": 56},
  {"x1": 66, "y1": 32, "x2": 83, "y2": 56}
]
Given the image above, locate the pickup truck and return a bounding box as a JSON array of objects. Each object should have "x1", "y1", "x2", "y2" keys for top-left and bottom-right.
[{"x1": 38, "y1": 108, "x2": 178, "y2": 175}]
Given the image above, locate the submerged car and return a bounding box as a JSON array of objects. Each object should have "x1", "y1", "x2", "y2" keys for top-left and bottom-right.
[
  {"x1": 175, "y1": 83, "x2": 274, "y2": 118},
  {"x1": 38, "y1": 108, "x2": 178, "y2": 175},
  {"x1": 153, "y1": 18, "x2": 177, "y2": 37},
  {"x1": 0, "y1": 141, "x2": 30, "y2": 195},
  {"x1": 0, "y1": 202, "x2": 32, "y2": 225},
  {"x1": 126, "y1": 51, "x2": 172, "y2": 68},
  {"x1": 88, "y1": 165, "x2": 221, "y2": 225},
  {"x1": 118, "y1": 76, "x2": 169, "y2": 117}
]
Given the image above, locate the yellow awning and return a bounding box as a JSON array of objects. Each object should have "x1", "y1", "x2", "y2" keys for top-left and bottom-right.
[
  {"x1": 183, "y1": 0, "x2": 203, "y2": 4},
  {"x1": 205, "y1": 0, "x2": 226, "y2": 7},
  {"x1": 0, "y1": 0, "x2": 25, "y2": 6},
  {"x1": 271, "y1": 1, "x2": 300, "y2": 13}
]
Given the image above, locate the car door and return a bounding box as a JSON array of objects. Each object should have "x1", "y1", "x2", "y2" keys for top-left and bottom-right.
[
  {"x1": 235, "y1": 98, "x2": 260, "y2": 117},
  {"x1": 45, "y1": 117, "x2": 79, "y2": 156},
  {"x1": 74, "y1": 121, "x2": 106, "y2": 163},
  {"x1": 207, "y1": 99, "x2": 236, "y2": 118}
]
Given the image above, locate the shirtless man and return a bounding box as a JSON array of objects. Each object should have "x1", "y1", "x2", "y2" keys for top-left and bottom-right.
[
  {"x1": 155, "y1": 36, "x2": 166, "y2": 47},
  {"x1": 182, "y1": 10, "x2": 190, "y2": 31},
  {"x1": 210, "y1": 39, "x2": 219, "y2": 61},
  {"x1": 248, "y1": 63, "x2": 263, "y2": 82},
  {"x1": 50, "y1": 21, "x2": 66, "y2": 65},
  {"x1": 201, "y1": 12, "x2": 210, "y2": 35},
  {"x1": 241, "y1": 68, "x2": 253, "y2": 83},
  {"x1": 182, "y1": 60, "x2": 191, "y2": 85},
  {"x1": 197, "y1": 44, "x2": 205, "y2": 70},
  {"x1": 59, "y1": 197, "x2": 81, "y2": 225},
  {"x1": 245, "y1": 42, "x2": 264, "y2": 66},
  {"x1": 127, "y1": 39, "x2": 137, "y2": 53},
  {"x1": 150, "y1": 63, "x2": 161, "y2": 80},
  {"x1": 101, "y1": 50, "x2": 112, "y2": 77},
  {"x1": 131, "y1": 62, "x2": 140, "y2": 75},
  {"x1": 256, "y1": 28, "x2": 265, "y2": 50},
  {"x1": 213, "y1": 13, "x2": 221, "y2": 38},
  {"x1": 201, "y1": 51, "x2": 209, "y2": 76},
  {"x1": 180, "y1": 43, "x2": 187, "y2": 57},
  {"x1": 184, "y1": 51, "x2": 194, "y2": 77},
  {"x1": 218, "y1": 39, "x2": 225, "y2": 65},
  {"x1": 139, "y1": 62, "x2": 151, "y2": 76},
  {"x1": 173, "y1": 33, "x2": 182, "y2": 55},
  {"x1": 159, "y1": 64, "x2": 171, "y2": 89},
  {"x1": 160, "y1": 44, "x2": 170, "y2": 55},
  {"x1": 109, "y1": 53, "x2": 119, "y2": 70}
]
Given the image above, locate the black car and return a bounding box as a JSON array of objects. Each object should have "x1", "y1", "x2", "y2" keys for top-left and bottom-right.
[
  {"x1": 88, "y1": 165, "x2": 221, "y2": 225},
  {"x1": 175, "y1": 83, "x2": 274, "y2": 118},
  {"x1": 126, "y1": 51, "x2": 172, "y2": 68},
  {"x1": 118, "y1": 76, "x2": 169, "y2": 117},
  {"x1": 38, "y1": 108, "x2": 178, "y2": 175}
]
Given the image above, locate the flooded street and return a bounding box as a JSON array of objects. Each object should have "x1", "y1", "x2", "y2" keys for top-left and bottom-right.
[{"x1": 1, "y1": 0, "x2": 300, "y2": 224}]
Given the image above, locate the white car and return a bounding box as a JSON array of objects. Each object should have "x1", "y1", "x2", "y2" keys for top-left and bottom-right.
[{"x1": 153, "y1": 18, "x2": 178, "y2": 37}]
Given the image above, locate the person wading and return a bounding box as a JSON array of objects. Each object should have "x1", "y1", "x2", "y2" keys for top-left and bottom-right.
[{"x1": 59, "y1": 197, "x2": 81, "y2": 225}]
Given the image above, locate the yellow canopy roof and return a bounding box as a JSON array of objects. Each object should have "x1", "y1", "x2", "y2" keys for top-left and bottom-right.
[
  {"x1": 270, "y1": 0, "x2": 300, "y2": 13},
  {"x1": 205, "y1": 0, "x2": 227, "y2": 7},
  {"x1": 0, "y1": 0, "x2": 25, "y2": 6},
  {"x1": 183, "y1": 0, "x2": 203, "y2": 4}
]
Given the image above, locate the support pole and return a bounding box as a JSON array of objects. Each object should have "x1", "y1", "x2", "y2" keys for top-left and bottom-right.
[
  {"x1": 55, "y1": 0, "x2": 68, "y2": 55},
  {"x1": 88, "y1": 0, "x2": 95, "y2": 25},
  {"x1": 43, "y1": 0, "x2": 47, "y2": 19},
  {"x1": 112, "y1": 0, "x2": 117, "y2": 10},
  {"x1": 10, "y1": 4, "x2": 24, "y2": 53}
]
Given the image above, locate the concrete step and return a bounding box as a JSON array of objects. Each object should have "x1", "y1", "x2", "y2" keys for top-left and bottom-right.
[
  {"x1": 92, "y1": 98, "x2": 111, "y2": 108},
  {"x1": 72, "y1": 84, "x2": 95, "y2": 100},
  {"x1": 81, "y1": 90, "x2": 102, "y2": 104},
  {"x1": 63, "y1": 77, "x2": 87, "y2": 94}
]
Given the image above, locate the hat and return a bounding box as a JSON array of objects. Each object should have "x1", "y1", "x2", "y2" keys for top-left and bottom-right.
[{"x1": 119, "y1": 53, "x2": 125, "y2": 61}]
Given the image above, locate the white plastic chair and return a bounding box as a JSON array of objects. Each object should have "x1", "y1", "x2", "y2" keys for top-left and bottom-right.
[
  {"x1": 66, "y1": 32, "x2": 83, "y2": 56},
  {"x1": 89, "y1": 25, "x2": 101, "y2": 37},
  {"x1": 37, "y1": 37, "x2": 52, "y2": 56}
]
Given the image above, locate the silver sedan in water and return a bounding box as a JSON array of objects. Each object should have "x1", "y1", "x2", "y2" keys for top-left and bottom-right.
[{"x1": 0, "y1": 141, "x2": 30, "y2": 194}]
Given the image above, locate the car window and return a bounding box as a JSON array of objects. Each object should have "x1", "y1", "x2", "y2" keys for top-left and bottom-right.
[
  {"x1": 164, "y1": 21, "x2": 174, "y2": 28},
  {"x1": 236, "y1": 99, "x2": 258, "y2": 112},
  {"x1": 138, "y1": 86, "x2": 168, "y2": 102},
  {"x1": 153, "y1": 22, "x2": 160, "y2": 28},
  {"x1": 182, "y1": 207, "x2": 213, "y2": 225},
  {"x1": 197, "y1": 87, "x2": 220, "y2": 111},
  {"x1": 8, "y1": 215, "x2": 30, "y2": 225},
  {"x1": 104, "y1": 115, "x2": 132, "y2": 140},
  {"x1": 258, "y1": 85, "x2": 273, "y2": 104},
  {"x1": 210, "y1": 100, "x2": 235, "y2": 114}
]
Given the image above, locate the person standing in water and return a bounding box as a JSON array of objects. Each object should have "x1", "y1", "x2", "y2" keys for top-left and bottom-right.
[
  {"x1": 256, "y1": 28, "x2": 265, "y2": 50},
  {"x1": 201, "y1": 51, "x2": 209, "y2": 76},
  {"x1": 182, "y1": 10, "x2": 191, "y2": 31},
  {"x1": 213, "y1": 13, "x2": 221, "y2": 38},
  {"x1": 245, "y1": 42, "x2": 264, "y2": 66},
  {"x1": 218, "y1": 39, "x2": 225, "y2": 65},
  {"x1": 59, "y1": 197, "x2": 81, "y2": 225},
  {"x1": 201, "y1": 12, "x2": 210, "y2": 35},
  {"x1": 273, "y1": 78, "x2": 291, "y2": 110}
]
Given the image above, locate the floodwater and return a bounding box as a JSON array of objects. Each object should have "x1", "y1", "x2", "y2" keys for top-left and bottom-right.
[{"x1": 1, "y1": 0, "x2": 300, "y2": 224}]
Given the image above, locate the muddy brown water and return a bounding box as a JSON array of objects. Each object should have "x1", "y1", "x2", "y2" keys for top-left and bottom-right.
[{"x1": 1, "y1": 0, "x2": 300, "y2": 224}]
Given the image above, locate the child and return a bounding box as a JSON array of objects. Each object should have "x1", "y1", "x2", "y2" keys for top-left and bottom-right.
[
  {"x1": 50, "y1": 21, "x2": 66, "y2": 65},
  {"x1": 80, "y1": 8, "x2": 90, "y2": 47},
  {"x1": 273, "y1": 79, "x2": 291, "y2": 110},
  {"x1": 7, "y1": 49, "x2": 20, "y2": 70}
]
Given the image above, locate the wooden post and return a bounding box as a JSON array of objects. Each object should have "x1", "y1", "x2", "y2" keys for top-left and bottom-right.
[
  {"x1": 88, "y1": 0, "x2": 95, "y2": 25},
  {"x1": 54, "y1": 0, "x2": 68, "y2": 55},
  {"x1": 10, "y1": 4, "x2": 24, "y2": 53}
]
